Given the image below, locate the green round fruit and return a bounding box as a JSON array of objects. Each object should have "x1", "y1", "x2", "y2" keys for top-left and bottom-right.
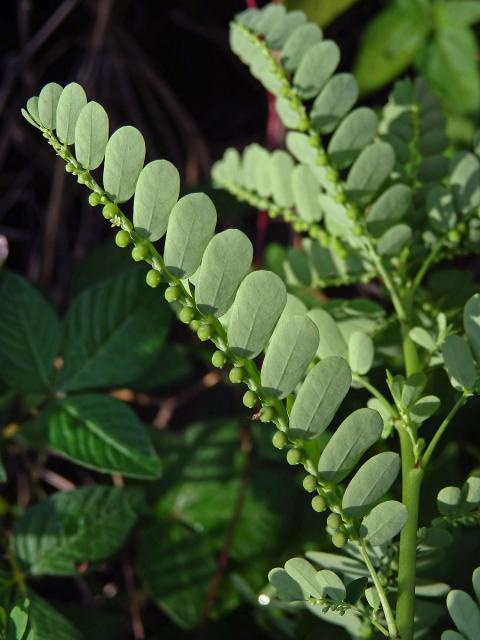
[
  {"x1": 211, "y1": 351, "x2": 226, "y2": 369},
  {"x1": 77, "y1": 174, "x2": 86, "y2": 184},
  {"x1": 332, "y1": 532, "x2": 347, "y2": 548},
  {"x1": 311, "y1": 495, "x2": 327, "y2": 512},
  {"x1": 327, "y1": 513, "x2": 342, "y2": 530},
  {"x1": 260, "y1": 406, "x2": 274, "y2": 423},
  {"x1": 448, "y1": 229, "x2": 461, "y2": 244},
  {"x1": 286, "y1": 448, "x2": 302, "y2": 466},
  {"x1": 132, "y1": 245, "x2": 148, "y2": 262},
  {"x1": 164, "y1": 285, "x2": 181, "y2": 303},
  {"x1": 146, "y1": 269, "x2": 161, "y2": 288},
  {"x1": 272, "y1": 431, "x2": 288, "y2": 450},
  {"x1": 189, "y1": 320, "x2": 200, "y2": 332},
  {"x1": 229, "y1": 367, "x2": 244, "y2": 384},
  {"x1": 88, "y1": 192, "x2": 101, "y2": 207},
  {"x1": 102, "y1": 203, "x2": 118, "y2": 219},
  {"x1": 303, "y1": 475, "x2": 318, "y2": 493},
  {"x1": 65, "y1": 162, "x2": 75, "y2": 173},
  {"x1": 197, "y1": 325, "x2": 212, "y2": 342},
  {"x1": 179, "y1": 306, "x2": 195, "y2": 324},
  {"x1": 243, "y1": 390, "x2": 257, "y2": 409},
  {"x1": 115, "y1": 230, "x2": 131, "y2": 248}
]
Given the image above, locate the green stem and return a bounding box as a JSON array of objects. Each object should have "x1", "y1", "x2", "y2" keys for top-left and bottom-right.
[
  {"x1": 365, "y1": 239, "x2": 408, "y2": 323},
  {"x1": 358, "y1": 541, "x2": 398, "y2": 638},
  {"x1": 395, "y1": 428, "x2": 423, "y2": 640},
  {"x1": 353, "y1": 374, "x2": 398, "y2": 419},
  {"x1": 412, "y1": 240, "x2": 444, "y2": 290},
  {"x1": 422, "y1": 393, "x2": 467, "y2": 467},
  {"x1": 401, "y1": 325, "x2": 421, "y2": 377}
]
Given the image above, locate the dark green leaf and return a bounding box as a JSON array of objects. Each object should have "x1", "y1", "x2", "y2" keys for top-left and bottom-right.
[
  {"x1": 464, "y1": 294, "x2": 480, "y2": 362},
  {"x1": 0, "y1": 272, "x2": 61, "y2": 392},
  {"x1": 28, "y1": 593, "x2": 82, "y2": 640}
]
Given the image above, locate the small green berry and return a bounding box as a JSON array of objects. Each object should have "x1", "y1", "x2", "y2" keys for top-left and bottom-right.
[
  {"x1": 303, "y1": 475, "x2": 318, "y2": 493},
  {"x1": 272, "y1": 431, "x2": 288, "y2": 450},
  {"x1": 132, "y1": 245, "x2": 148, "y2": 262},
  {"x1": 260, "y1": 406, "x2": 274, "y2": 423},
  {"x1": 189, "y1": 319, "x2": 200, "y2": 332},
  {"x1": 332, "y1": 532, "x2": 347, "y2": 548},
  {"x1": 164, "y1": 285, "x2": 181, "y2": 302},
  {"x1": 327, "y1": 513, "x2": 342, "y2": 530},
  {"x1": 448, "y1": 229, "x2": 461, "y2": 244},
  {"x1": 65, "y1": 162, "x2": 75, "y2": 173},
  {"x1": 335, "y1": 191, "x2": 346, "y2": 204},
  {"x1": 243, "y1": 390, "x2": 257, "y2": 408},
  {"x1": 286, "y1": 448, "x2": 302, "y2": 465},
  {"x1": 316, "y1": 153, "x2": 328, "y2": 167},
  {"x1": 102, "y1": 203, "x2": 118, "y2": 219},
  {"x1": 212, "y1": 350, "x2": 226, "y2": 368},
  {"x1": 346, "y1": 206, "x2": 358, "y2": 220},
  {"x1": 88, "y1": 192, "x2": 101, "y2": 207},
  {"x1": 115, "y1": 230, "x2": 131, "y2": 248},
  {"x1": 146, "y1": 269, "x2": 161, "y2": 288},
  {"x1": 311, "y1": 495, "x2": 327, "y2": 512},
  {"x1": 229, "y1": 366, "x2": 244, "y2": 384},
  {"x1": 327, "y1": 168, "x2": 338, "y2": 183},
  {"x1": 77, "y1": 174, "x2": 86, "y2": 184},
  {"x1": 179, "y1": 306, "x2": 195, "y2": 324},
  {"x1": 353, "y1": 224, "x2": 363, "y2": 237},
  {"x1": 197, "y1": 325, "x2": 212, "y2": 342}
]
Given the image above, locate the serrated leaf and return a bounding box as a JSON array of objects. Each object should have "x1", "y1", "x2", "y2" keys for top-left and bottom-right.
[
  {"x1": 28, "y1": 593, "x2": 82, "y2": 640},
  {"x1": 342, "y1": 452, "x2": 400, "y2": 518},
  {"x1": 103, "y1": 126, "x2": 145, "y2": 202},
  {"x1": 59, "y1": 269, "x2": 171, "y2": 391},
  {"x1": 268, "y1": 568, "x2": 306, "y2": 602},
  {"x1": 318, "y1": 408, "x2": 383, "y2": 483},
  {"x1": 293, "y1": 40, "x2": 340, "y2": 99},
  {"x1": 133, "y1": 160, "x2": 180, "y2": 242},
  {"x1": 137, "y1": 521, "x2": 216, "y2": 629},
  {"x1": 308, "y1": 308, "x2": 347, "y2": 359},
  {"x1": 32, "y1": 394, "x2": 161, "y2": 478},
  {"x1": 195, "y1": 229, "x2": 253, "y2": 318},
  {"x1": 377, "y1": 224, "x2": 412, "y2": 256},
  {"x1": 348, "y1": 331, "x2": 374, "y2": 375},
  {"x1": 354, "y1": 2, "x2": 429, "y2": 93},
  {"x1": 164, "y1": 193, "x2": 217, "y2": 278},
  {"x1": 281, "y1": 23, "x2": 323, "y2": 72},
  {"x1": 0, "y1": 272, "x2": 61, "y2": 392},
  {"x1": 291, "y1": 164, "x2": 322, "y2": 221},
  {"x1": 360, "y1": 500, "x2": 408, "y2": 545},
  {"x1": 442, "y1": 335, "x2": 477, "y2": 390},
  {"x1": 14, "y1": 486, "x2": 144, "y2": 575},
  {"x1": 228, "y1": 270, "x2": 287, "y2": 358},
  {"x1": 55, "y1": 83, "x2": 87, "y2": 145},
  {"x1": 367, "y1": 184, "x2": 412, "y2": 237},
  {"x1": 284, "y1": 558, "x2": 323, "y2": 599},
  {"x1": 311, "y1": 73, "x2": 358, "y2": 134},
  {"x1": 261, "y1": 315, "x2": 319, "y2": 398},
  {"x1": 346, "y1": 141, "x2": 395, "y2": 204},
  {"x1": 290, "y1": 356, "x2": 351, "y2": 439},
  {"x1": 74, "y1": 101, "x2": 109, "y2": 170},
  {"x1": 328, "y1": 107, "x2": 378, "y2": 168},
  {"x1": 270, "y1": 150, "x2": 295, "y2": 207},
  {"x1": 38, "y1": 82, "x2": 63, "y2": 129},
  {"x1": 315, "y1": 569, "x2": 346, "y2": 601},
  {"x1": 447, "y1": 589, "x2": 480, "y2": 640}
]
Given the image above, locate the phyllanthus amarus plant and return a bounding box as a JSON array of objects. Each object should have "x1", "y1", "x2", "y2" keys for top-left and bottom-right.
[{"x1": 14, "y1": 3, "x2": 480, "y2": 639}]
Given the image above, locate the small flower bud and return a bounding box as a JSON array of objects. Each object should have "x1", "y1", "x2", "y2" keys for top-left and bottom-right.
[
  {"x1": 146, "y1": 269, "x2": 161, "y2": 288},
  {"x1": 211, "y1": 350, "x2": 226, "y2": 368},
  {"x1": 179, "y1": 306, "x2": 195, "y2": 324},
  {"x1": 303, "y1": 475, "x2": 318, "y2": 493},
  {"x1": 115, "y1": 230, "x2": 131, "y2": 248},
  {"x1": 311, "y1": 495, "x2": 327, "y2": 512},
  {"x1": 229, "y1": 366, "x2": 244, "y2": 384},
  {"x1": 286, "y1": 448, "x2": 302, "y2": 465},
  {"x1": 327, "y1": 513, "x2": 342, "y2": 530},
  {"x1": 88, "y1": 192, "x2": 102, "y2": 207},
  {"x1": 243, "y1": 390, "x2": 257, "y2": 408},
  {"x1": 272, "y1": 431, "x2": 288, "y2": 450},
  {"x1": 332, "y1": 532, "x2": 347, "y2": 548},
  {"x1": 164, "y1": 285, "x2": 181, "y2": 302}
]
